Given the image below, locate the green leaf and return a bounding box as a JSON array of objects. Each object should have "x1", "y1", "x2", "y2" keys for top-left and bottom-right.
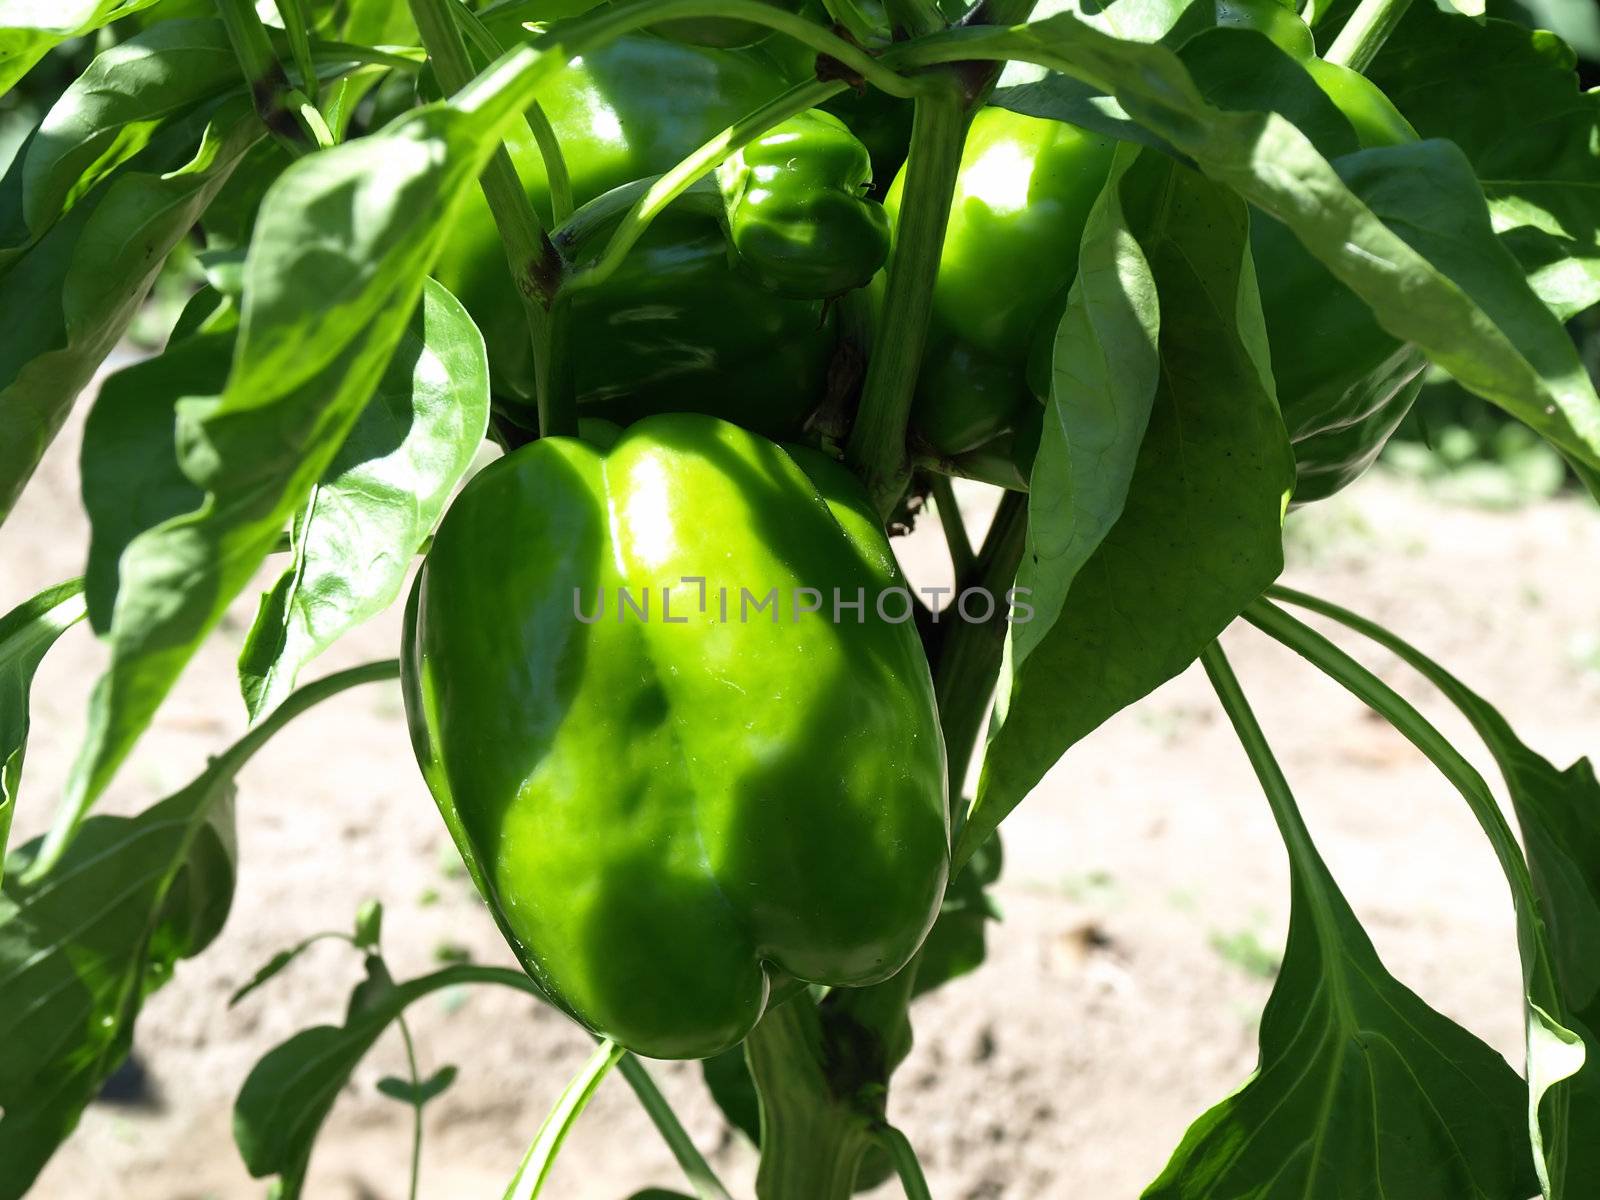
[
  {"x1": 0, "y1": 578, "x2": 85, "y2": 876},
  {"x1": 234, "y1": 961, "x2": 536, "y2": 1199},
  {"x1": 37, "y1": 23, "x2": 614, "y2": 868},
  {"x1": 0, "y1": 102, "x2": 261, "y2": 522},
  {"x1": 54, "y1": 280, "x2": 478, "y2": 878},
  {"x1": 0, "y1": 660, "x2": 393, "y2": 1199},
  {"x1": 377, "y1": 1064, "x2": 457, "y2": 1106},
  {"x1": 896, "y1": 13, "x2": 1600, "y2": 475},
  {"x1": 19, "y1": 19, "x2": 239, "y2": 239},
  {"x1": 962, "y1": 152, "x2": 1291, "y2": 868},
  {"x1": 236, "y1": 279, "x2": 489, "y2": 720},
  {"x1": 1363, "y1": 4, "x2": 1600, "y2": 320},
  {"x1": 0, "y1": 0, "x2": 165, "y2": 100},
  {"x1": 1269, "y1": 587, "x2": 1600, "y2": 1198},
  {"x1": 353, "y1": 897, "x2": 383, "y2": 950},
  {"x1": 228, "y1": 931, "x2": 354, "y2": 1008},
  {"x1": 1147, "y1": 646, "x2": 1538, "y2": 1199},
  {"x1": 0, "y1": 736, "x2": 237, "y2": 1198}
]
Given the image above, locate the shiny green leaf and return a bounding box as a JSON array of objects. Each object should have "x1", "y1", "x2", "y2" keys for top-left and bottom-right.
[
  {"x1": 0, "y1": 578, "x2": 85, "y2": 876},
  {"x1": 19, "y1": 19, "x2": 238, "y2": 238},
  {"x1": 1147, "y1": 647, "x2": 1538, "y2": 1199},
  {"x1": 237, "y1": 281, "x2": 488, "y2": 720},
  {"x1": 1363, "y1": 3, "x2": 1600, "y2": 319},
  {"x1": 1269, "y1": 588, "x2": 1600, "y2": 1198},
  {"x1": 965, "y1": 151, "x2": 1291, "y2": 868},
  {"x1": 0, "y1": 0, "x2": 165, "y2": 100},
  {"x1": 58, "y1": 280, "x2": 478, "y2": 878},
  {"x1": 0, "y1": 102, "x2": 260, "y2": 522},
  {"x1": 0, "y1": 660, "x2": 393, "y2": 1200}
]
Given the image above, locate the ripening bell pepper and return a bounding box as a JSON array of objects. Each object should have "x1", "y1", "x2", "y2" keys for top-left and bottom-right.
[
  {"x1": 561, "y1": 202, "x2": 836, "y2": 439},
  {"x1": 402, "y1": 413, "x2": 951, "y2": 1060},
  {"x1": 883, "y1": 2, "x2": 1423, "y2": 500},
  {"x1": 433, "y1": 28, "x2": 834, "y2": 431},
  {"x1": 717, "y1": 109, "x2": 891, "y2": 298},
  {"x1": 882, "y1": 107, "x2": 1117, "y2": 481}
]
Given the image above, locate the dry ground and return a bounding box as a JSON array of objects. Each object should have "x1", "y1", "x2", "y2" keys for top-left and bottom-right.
[{"x1": 6, "y1": 364, "x2": 1597, "y2": 1199}]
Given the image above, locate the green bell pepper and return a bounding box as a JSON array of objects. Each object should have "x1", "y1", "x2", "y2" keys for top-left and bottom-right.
[
  {"x1": 886, "y1": 1, "x2": 1423, "y2": 499},
  {"x1": 402, "y1": 413, "x2": 950, "y2": 1060},
  {"x1": 717, "y1": 109, "x2": 891, "y2": 298},
  {"x1": 559, "y1": 202, "x2": 836, "y2": 439},
  {"x1": 883, "y1": 106, "x2": 1116, "y2": 477},
  {"x1": 434, "y1": 28, "x2": 834, "y2": 430}
]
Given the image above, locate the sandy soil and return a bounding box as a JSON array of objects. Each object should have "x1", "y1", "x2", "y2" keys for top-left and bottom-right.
[{"x1": 6, "y1": 363, "x2": 1597, "y2": 1200}]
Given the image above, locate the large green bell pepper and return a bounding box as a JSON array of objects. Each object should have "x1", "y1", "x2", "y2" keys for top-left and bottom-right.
[
  {"x1": 717, "y1": 109, "x2": 891, "y2": 298},
  {"x1": 887, "y1": 2, "x2": 1423, "y2": 499},
  {"x1": 402, "y1": 413, "x2": 950, "y2": 1060},
  {"x1": 434, "y1": 27, "x2": 834, "y2": 429}
]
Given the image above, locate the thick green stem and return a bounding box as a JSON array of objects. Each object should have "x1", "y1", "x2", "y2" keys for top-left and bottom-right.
[
  {"x1": 216, "y1": 0, "x2": 308, "y2": 153},
  {"x1": 746, "y1": 999, "x2": 876, "y2": 1200},
  {"x1": 408, "y1": 0, "x2": 572, "y2": 435},
  {"x1": 272, "y1": 0, "x2": 319, "y2": 102},
  {"x1": 939, "y1": 490, "x2": 1027, "y2": 850},
  {"x1": 1324, "y1": 0, "x2": 1413, "y2": 72},
  {"x1": 449, "y1": 1, "x2": 575, "y2": 224},
  {"x1": 846, "y1": 82, "x2": 966, "y2": 516}
]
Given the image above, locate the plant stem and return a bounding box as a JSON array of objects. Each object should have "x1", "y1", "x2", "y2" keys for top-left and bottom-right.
[
  {"x1": 309, "y1": 40, "x2": 427, "y2": 71},
  {"x1": 273, "y1": 0, "x2": 320, "y2": 102},
  {"x1": 846, "y1": 81, "x2": 966, "y2": 515},
  {"x1": 504, "y1": 1041, "x2": 625, "y2": 1200},
  {"x1": 1198, "y1": 642, "x2": 1329, "y2": 886},
  {"x1": 407, "y1": 0, "x2": 571, "y2": 435},
  {"x1": 397, "y1": 1014, "x2": 424, "y2": 1200},
  {"x1": 1240, "y1": 600, "x2": 1543, "y2": 905},
  {"x1": 1324, "y1": 0, "x2": 1413, "y2": 72},
  {"x1": 216, "y1": 0, "x2": 309, "y2": 153},
  {"x1": 880, "y1": 1125, "x2": 934, "y2": 1200},
  {"x1": 746, "y1": 999, "x2": 876, "y2": 1200},
  {"x1": 561, "y1": 78, "x2": 843, "y2": 297},
  {"x1": 939, "y1": 490, "x2": 1027, "y2": 853},
  {"x1": 431, "y1": 967, "x2": 736, "y2": 1200},
  {"x1": 449, "y1": 1, "x2": 575, "y2": 224},
  {"x1": 616, "y1": 1057, "x2": 736, "y2": 1200},
  {"x1": 928, "y1": 475, "x2": 974, "y2": 578}
]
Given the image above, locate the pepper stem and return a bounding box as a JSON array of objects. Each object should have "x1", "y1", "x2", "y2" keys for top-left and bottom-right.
[
  {"x1": 845, "y1": 81, "x2": 967, "y2": 516},
  {"x1": 1323, "y1": 0, "x2": 1414, "y2": 72},
  {"x1": 747, "y1": 997, "x2": 877, "y2": 1200}
]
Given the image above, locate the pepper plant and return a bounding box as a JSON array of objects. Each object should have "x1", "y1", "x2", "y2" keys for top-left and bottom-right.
[{"x1": 1, "y1": 0, "x2": 1598, "y2": 1196}]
